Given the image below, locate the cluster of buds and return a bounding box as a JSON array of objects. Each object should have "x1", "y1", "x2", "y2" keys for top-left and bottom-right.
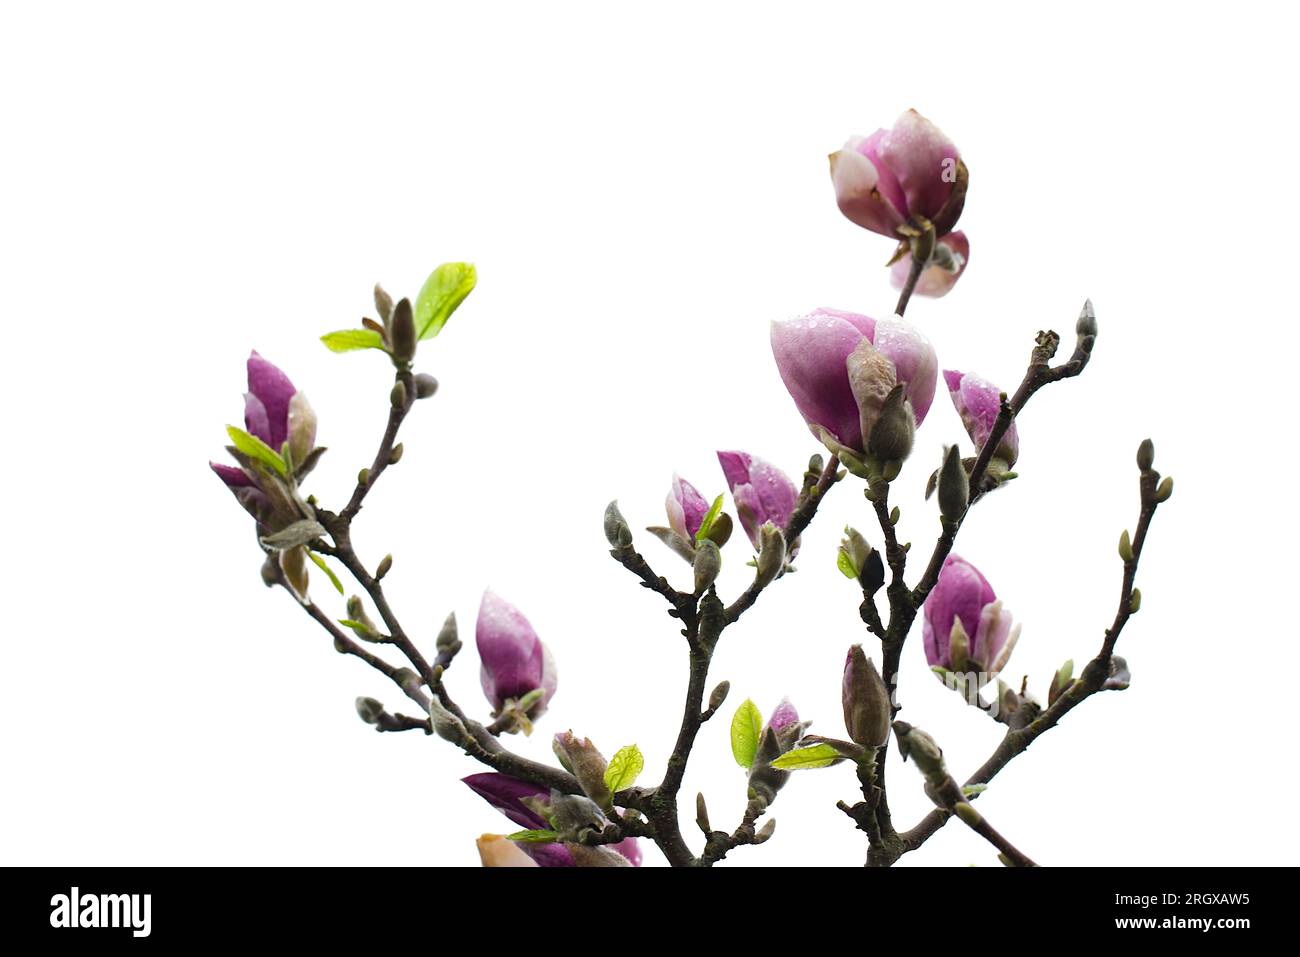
[
  {"x1": 923, "y1": 555, "x2": 1020, "y2": 702},
  {"x1": 463, "y1": 773, "x2": 641, "y2": 868},
  {"x1": 829, "y1": 109, "x2": 969, "y2": 297},
  {"x1": 210, "y1": 352, "x2": 324, "y2": 600},
  {"x1": 770, "y1": 308, "x2": 937, "y2": 480},
  {"x1": 476, "y1": 590, "x2": 557, "y2": 735}
]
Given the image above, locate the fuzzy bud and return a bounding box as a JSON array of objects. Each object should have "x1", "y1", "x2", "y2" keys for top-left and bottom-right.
[
  {"x1": 552, "y1": 732, "x2": 611, "y2": 807},
  {"x1": 390, "y1": 380, "x2": 408, "y2": 409},
  {"x1": 1137, "y1": 438, "x2": 1154, "y2": 472},
  {"x1": 693, "y1": 539, "x2": 722, "y2": 594},
  {"x1": 1076, "y1": 299, "x2": 1098, "y2": 338},
  {"x1": 414, "y1": 373, "x2": 439, "y2": 399},
  {"x1": 390, "y1": 297, "x2": 417, "y2": 364},
  {"x1": 755, "y1": 523, "x2": 787, "y2": 588},
  {"x1": 842, "y1": 646, "x2": 892, "y2": 748},
  {"x1": 604, "y1": 500, "x2": 633, "y2": 548},
  {"x1": 708, "y1": 681, "x2": 731, "y2": 713},
  {"x1": 355, "y1": 696, "x2": 384, "y2": 725},
  {"x1": 937, "y1": 444, "x2": 969, "y2": 521},
  {"x1": 892, "y1": 720, "x2": 945, "y2": 777},
  {"x1": 867, "y1": 385, "x2": 916, "y2": 465}
]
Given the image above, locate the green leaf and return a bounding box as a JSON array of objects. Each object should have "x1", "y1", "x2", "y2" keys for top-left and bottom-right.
[
  {"x1": 730, "y1": 699, "x2": 763, "y2": 769},
  {"x1": 962, "y1": 784, "x2": 988, "y2": 798},
  {"x1": 415, "y1": 262, "x2": 477, "y2": 339},
  {"x1": 694, "y1": 494, "x2": 725, "y2": 545},
  {"x1": 506, "y1": 829, "x2": 560, "y2": 843},
  {"x1": 337, "y1": 619, "x2": 368, "y2": 630},
  {"x1": 770, "y1": 743, "x2": 842, "y2": 770},
  {"x1": 307, "y1": 552, "x2": 344, "y2": 594},
  {"x1": 321, "y1": 328, "x2": 385, "y2": 353},
  {"x1": 226, "y1": 426, "x2": 288, "y2": 477},
  {"x1": 604, "y1": 744, "x2": 645, "y2": 794},
  {"x1": 836, "y1": 546, "x2": 858, "y2": 579}
]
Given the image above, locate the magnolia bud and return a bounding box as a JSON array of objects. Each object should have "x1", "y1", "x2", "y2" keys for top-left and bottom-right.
[
  {"x1": 842, "y1": 646, "x2": 892, "y2": 748},
  {"x1": 693, "y1": 539, "x2": 722, "y2": 593},
  {"x1": 1156, "y1": 476, "x2": 1173, "y2": 502},
  {"x1": 755, "y1": 523, "x2": 786, "y2": 588},
  {"x1": 375, "y1": 553, "x2": 393, "y2": 580},
  {"x1": 553, "y1": 731, "x2": 610, "y2": 807},
  {"x1": 937, "y1": 444, "x2": 969, "y2": 521},
  {"x1": 892, "y1": 720, "x2": 945, "y2": 776},
  {"x1": 604, "y1": 500, "x2": 633, "y2": 548},
  {"x1": 355, "y1": 696, "x2": 384, "y2": 725},
  {"x1": 428, "y1": 698, "x2": 466, "y2": 743},
  {"x1": 708, "y1": 680, "x2": 731, "y2": 713},
  {"x1": 414, "y1": 373, "x2": 439, "y2": 399},
  {"x1": 1119, "y1": 529, "x2": 1134, "y2": 562},
  {"x1": 390, "y1": 297, "x2": 417, "y2": 364},
  {"x1": 1076, "y1": 299, "x2": 1098, "y2": 338},
  {"x1": 867, "y1": 385, "x2": 916, "y2": 465},
  {"x1": 389, "y1": 443, "x2": 404, "y2": 464},
  {"x1": 390, "y1": 380, "x2": 408, "y2": 409},
  {"x1": 1137, "y1": 438, "x2": 1154, "y2": 472},
  {"x1": 436, "y1": 612, "x2": 460, "y2": 654},
  {"x1": 1129, "y1": 588, "x2": 1142, "y2": 613},
  {"x1": 374, "y1": 284, "x2": 395, "y2": 324}
]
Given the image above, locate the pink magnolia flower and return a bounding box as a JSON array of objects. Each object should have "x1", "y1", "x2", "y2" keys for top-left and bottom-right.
[
  {"x1": 463, "y1": 773, "x2": 641, "y2": 867},
  {"x1": 770, "y1": 308, "x2": 937, "y2": 454},
  {"x1": 716, "y1": 451, "x2": 798, "y2": 548},
  {"x1": 665, "y1": 474, "x2": 709, "y2": 541},
  {"x1": 830, "y1": 109, "x2": 965, "y2": 239},
  {"x1": 922, "y1": 555, "x2": 1020, "y2": 681},
  {"x1": 944, "y1": 369, "x2": 1019, "y2": 466},
  {"x1": 476, "y1": 590, "x2": 557, "y2": 719}
]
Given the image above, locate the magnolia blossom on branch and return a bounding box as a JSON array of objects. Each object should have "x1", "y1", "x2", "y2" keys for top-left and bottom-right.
[{"x1": 211, "y1": 109, "x2": 1171, "y2": 868}]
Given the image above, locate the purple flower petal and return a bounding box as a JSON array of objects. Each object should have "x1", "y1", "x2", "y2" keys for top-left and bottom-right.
[
  {"x1": 246, "y1": 351, "x2": 297, "y2": 451},
  {"x1": 922, "y1": 554, "x2": 996, "y2": 669},
  {"x1": 717, "y1": 451, "x2": 798, "y2": 548},
  {"x1": 666, "y1": 474, "x2": 710, "y2": 541}
]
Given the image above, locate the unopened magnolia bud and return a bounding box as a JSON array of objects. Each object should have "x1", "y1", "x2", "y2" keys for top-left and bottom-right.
[
  {"x1": 553, "y1": 731, "x2": 610, "y2": 806},
  {"x1": 390, "y1": 297, "x2": 417, "y2": 364},
  {"x1": 861, "y1": 549, "x2": 885, "y2": 594},
  {"x1": 358, "y1": 467, "x2": 371, "y2": 486},
  {"x1": 1119, "y1": 529, "x2": 1134, "y2": 562},
  {"x1": 414, "y1": 373, "x2": 439, "y2": 399},
  {"x1": 393, "y1": 667, "x2": 422, "y2": 696},
  {"x1": 938, "y1": 444, "x2": 969, "y2": 521},
  {"x1": 376, "y1": 554, "x2": 393, "y2": 579},
  {"x1": 1156, "y1": 476, "x2": 1173, "y2": 502},
  {"x1": 696, "y1": 792, "x2": 712, "y2": 833},
  {"x1": 390, "y1": 380, "x2": 408, "y2": 409},
  {"x1": 603, "y1": 500, "x2": 633, "y2": 548},
  {"x1": 842, "y1": 646, "x2": 892, "y2": 748},
  {"x1": 1137, "y1": 438, "x2": 1154, "y2": 471},
  {"x1": 892, "y1": 720, "x2": 945, "y2": 777},
  {"x1": 260, "y1": 553, "x2": 280, "y2": 587},
  {"x1": 374, "y1": 284, "x2": 394, "y2": 324},
  {"x1": 754, "y1": 819, "x2": 777, "y2": 843},
  {"x1": 755, "y1": 523, "x2": 786, "y2": 588},
  {"x1": 1076, "y1": 299, "x2": 1097, "y2": 338},
  {"x1": 708, "y1": 680, "x2": 731, "y2": 712},
  {"x1": 693, "y1": 539, "x2": 721, "y2": 593},
  {"x1": 549, "y1": 791, "x2": 605, "y2": 840},
  {"x1": 389, "y1": 442, "x2": 404, "y2": 464},
  {"x1": 355, "y1": 696, "x2": 384, "y2": 725},
  {"x1": 1129, "y1": 588, "x2": 1142, "y2": 613},
  {"x1": 346, "y1": 595, "x2": 365, "y2": 620},
  {"x1": 428, "y1": 698, "x2": 466, "y2": 743},
  {"x1": 953, "y1": 802, "x2": 982, "y2": 827},
  {"x1": 436, "y1": 612, "x2": 459, "y2": 653},
  {"x1": 867, "y1": 385, "x2": 916, "y2": 465}
]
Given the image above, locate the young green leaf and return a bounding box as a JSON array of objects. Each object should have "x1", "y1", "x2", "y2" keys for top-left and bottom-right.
[
  {"x1": 415, "y1": 262, "x2": 477, "y2": 339},
  {"x1": 836, "y1": 547, "x2": 858, "y2": 579},
  {"x1": 320, "y1": 328, "x2": 386, "y2": 353},
  {"x1": 694, "y1": 494, "x2": 725, "y2": 544},
  {"x1": 306, "y1": 552, "x2": 344, "y2": 595},
  {"x1": 730, "y1": 699, "x2": 763, "y2": 769},
  {"x1": 769, "y1": 743, "x2": 842, "y2": 770},
  {"x1": 226, "y1": 426, "x2": 288, "y2": 477},
  {"x1": 506, "y1": 829, "x2": 560, "y2": 843},
  {"x1": 604, "y1": 744, "x2": 645, "y2": 794}
]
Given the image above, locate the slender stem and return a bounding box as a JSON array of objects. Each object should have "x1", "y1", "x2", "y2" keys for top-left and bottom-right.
[{"x1": 894, "y1": 253, "x2": 926, "y2": 316}]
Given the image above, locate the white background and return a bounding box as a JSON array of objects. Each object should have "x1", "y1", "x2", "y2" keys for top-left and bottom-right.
[{"x1": 3, "y1": 1, "x2": 1296, "y2": 866}]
